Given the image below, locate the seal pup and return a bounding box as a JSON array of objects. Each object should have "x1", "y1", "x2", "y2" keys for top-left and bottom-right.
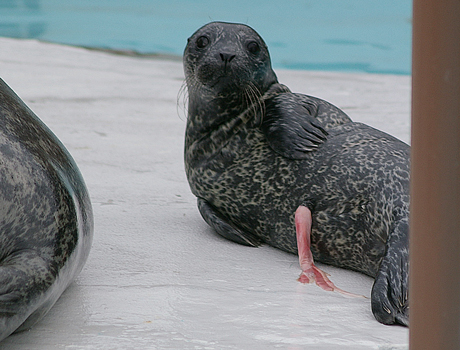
[
  {"x1": 183, "y1": 21, "x2": 409, "y2": 326},
  {"x1": 0, "y1": 79, "x2": 94, "y2": 340}
]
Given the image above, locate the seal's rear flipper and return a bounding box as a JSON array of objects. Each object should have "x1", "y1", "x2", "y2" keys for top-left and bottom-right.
[
  {"x1": 371, "y1": 219, "x2": 409, "y2": 326},
  {"x1": 197, "y1": 198, "x2": 263, "y2": 247},
  {"x1": 295, "y1": 205, "x2": 365, "y2": 298}
]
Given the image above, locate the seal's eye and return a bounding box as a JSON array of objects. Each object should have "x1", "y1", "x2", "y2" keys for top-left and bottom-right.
[
  {"x1": 196, "y1": 36, "x2": 210, "y2": 49},
  {"x1": 247, "y1": 41, "x2": 260, "y2": 55}
]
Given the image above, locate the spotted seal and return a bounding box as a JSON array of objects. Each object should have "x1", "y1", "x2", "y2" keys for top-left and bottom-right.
[
  {"x1": 0, "y1": 79, "x2": 94, "y2": 340},
  {"x1": 183, "y1": 22, "x2": 410, "y2": 326}
]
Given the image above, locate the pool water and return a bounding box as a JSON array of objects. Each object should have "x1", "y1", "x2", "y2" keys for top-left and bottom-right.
[{"x1": 0, "y1": 0, "x2": 412, "y2": 74}]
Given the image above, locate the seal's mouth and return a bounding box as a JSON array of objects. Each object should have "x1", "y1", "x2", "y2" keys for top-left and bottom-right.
[
  {"x1": 198, "y1": 64, "x2": 252, "y2": 94},
  {"x1": 206, "y1": 74, "x2": 242, "y2": 89}
]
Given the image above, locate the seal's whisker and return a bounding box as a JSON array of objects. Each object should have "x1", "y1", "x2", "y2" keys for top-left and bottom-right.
[
  {"x1": 177, "y1": 80, "x2": 189, "y2": 121},
  {"x1": 244, "y1": 82, "x2": 264, "y2": 125}
]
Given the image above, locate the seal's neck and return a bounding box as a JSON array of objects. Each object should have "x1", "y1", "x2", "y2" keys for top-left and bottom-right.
[
  {"x1": 184, "y1": 90, "x2": 250, "y2": 171},
  {"x1": 184, "y1": 83, "x2": 291, "y2": 171},
  {"x1": 187, "y1": 82, "x2": 290, "y2": 134}
]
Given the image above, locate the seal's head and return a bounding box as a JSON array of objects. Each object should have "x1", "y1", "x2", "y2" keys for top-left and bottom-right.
[{"x1": 184, "y1": 22, "x2": 277, "y2": 97}]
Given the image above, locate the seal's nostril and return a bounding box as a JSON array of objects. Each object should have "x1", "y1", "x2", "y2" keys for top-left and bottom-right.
[{"x1": 220, "y1": 53, "x2": 236, "y2": 63}]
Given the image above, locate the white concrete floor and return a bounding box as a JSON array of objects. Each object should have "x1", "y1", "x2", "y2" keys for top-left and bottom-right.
[{"x1": 0, "y1": 37, "x2": 410, "y2": 349}]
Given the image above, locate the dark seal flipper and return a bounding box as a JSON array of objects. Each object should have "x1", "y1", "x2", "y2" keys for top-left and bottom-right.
[
  {"x1": 198, "y1": 198, "x2": 262, "y2": 247},
  {"x1": 262, "y1": 92, "x2": 352, "y2": 159},
  {"x1": 0, "y1": 79, "x2": 93, "y2": 340},
  {"x1": 371, "y1": 219, "x2": 409, "y2": 326},
  {"x1": 262, "y1": 94, "x2": 327, "y2": 158}
]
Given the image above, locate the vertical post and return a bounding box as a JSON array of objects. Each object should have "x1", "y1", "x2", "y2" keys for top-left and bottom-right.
[{"x1": 410, "y1": 0, "x2": 460, "y2": 349}]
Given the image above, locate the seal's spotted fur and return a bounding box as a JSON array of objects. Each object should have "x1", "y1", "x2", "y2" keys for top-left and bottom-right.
[
  {"x1": 184, "y1": 22, "x2": 409, "y2": 326},
  {"x1": 0, "y1": 79, "x2": 93, "y2": 340}
]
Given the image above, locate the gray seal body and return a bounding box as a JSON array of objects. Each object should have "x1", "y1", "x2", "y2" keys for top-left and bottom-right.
[
  {"x1": 0, "y1": 79, "x2": 93, "y2": 340},
  {"x1": 184, "y1": 22, "x2": 409, "y2": 326}
]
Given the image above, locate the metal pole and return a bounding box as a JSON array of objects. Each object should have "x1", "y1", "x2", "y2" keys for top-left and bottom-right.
[{"x1": 410, "y1": 0, "x2": 460, "y2": 348}]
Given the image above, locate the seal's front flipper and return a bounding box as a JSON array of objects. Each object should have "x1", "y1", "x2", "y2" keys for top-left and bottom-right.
[
  {"x1": 197, "y1": 198, "x2": 263, "y2": 247},
  {"x1": 261, "y1": 94, "x2": 328, "y2": 159},
  {"x1": 295, "y1": 206, "x2": 365, "y2": 298}
]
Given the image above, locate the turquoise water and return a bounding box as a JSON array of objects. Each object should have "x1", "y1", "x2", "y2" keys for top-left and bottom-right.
[{"x1": 0, "y1": 0, "x2": 412, "y2": 74}]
